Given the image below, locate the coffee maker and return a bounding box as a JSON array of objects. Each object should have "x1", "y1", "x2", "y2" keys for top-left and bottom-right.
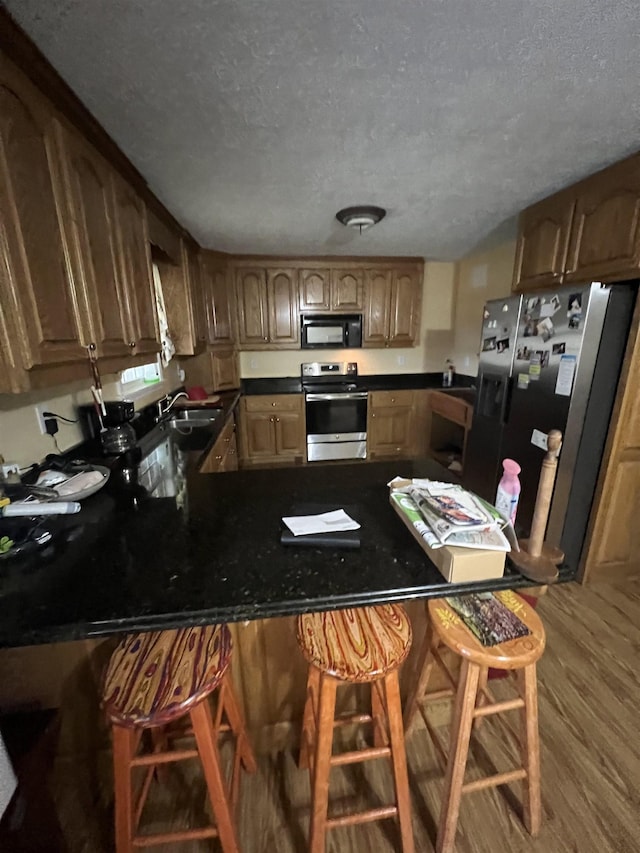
[{"x1": 80, "y1": 400, "x2": 137, "y2": 455}]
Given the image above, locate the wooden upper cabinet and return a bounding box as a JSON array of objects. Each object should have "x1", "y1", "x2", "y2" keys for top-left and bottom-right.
[
  {"x1": 235, "y1": 265, "x2": 298, "y2": 348},
  {"x1": 389, "y1": 267, "x2": 421, "y2": 345},
  {"x1": 299, "y1": 268, "x2": 330, "y2": 311},
  {"x1": 332, "y1": 268, "x2": 364, "y2": 311},
  {"x1": 211, "y1": 349, "x2": 240, "y2": 392},
  {"x1": 55, "y1": 122, "x2": 131, "y2": 359},
  {"x1": 202, "y1": 252, "x2": 233, "y2": 348},
  {"x1": 235, "y1": 267, "x2": 269, "y2": 346},
  {"x1": 184, "y1": 242, "x2": 208, "y2": 348},
  {"x1": 268, "y1": 268, "x2": 299, "y2": 346},
  {"x1": 364, "y1": 269, "x2": 392, "y2": 345},
  {"x1": 363, "y1": 265, "x2": 421, "y2": 347},
  {"x1": 111, "y1": 178, "x2": 159, "y2": 356},
  {"x1": 512, "y1": 192, "x2": 575, "y2": 292},
  {"x1": 0, "y1": 59, "x2": 86, "y2": 368},
  {"x1": 565, "y1": 154, "x2": 640, "y2": 283}
]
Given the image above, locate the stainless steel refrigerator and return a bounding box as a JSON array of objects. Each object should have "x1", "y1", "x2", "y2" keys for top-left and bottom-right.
[{"x1": 465, "y1": 281, "x2": 637, "y2": 572}]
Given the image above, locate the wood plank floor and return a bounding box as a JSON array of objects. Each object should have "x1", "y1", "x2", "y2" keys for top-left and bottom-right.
[{"x1": 49, "y1": 577, "x2": 640, "y2": 852}]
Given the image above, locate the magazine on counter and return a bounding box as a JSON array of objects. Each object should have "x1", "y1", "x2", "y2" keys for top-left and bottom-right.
[{"x1": 393, "y1": 480, "x2": 513, "y2": 552}]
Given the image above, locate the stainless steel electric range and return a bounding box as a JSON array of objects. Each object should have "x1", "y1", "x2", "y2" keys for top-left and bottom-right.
[{"x1": 302, "y1": 362, "x2": 368, "y2": 462}]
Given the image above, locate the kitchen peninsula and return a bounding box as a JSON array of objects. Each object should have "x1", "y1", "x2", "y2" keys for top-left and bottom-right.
[{"x1": 0, "y1": 437, "x2": 556, "y2": 651}]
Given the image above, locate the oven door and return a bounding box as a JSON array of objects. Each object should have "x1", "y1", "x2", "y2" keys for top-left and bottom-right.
[{"x1": 305, "y1": 391, "x2": 368, "y2": 461}]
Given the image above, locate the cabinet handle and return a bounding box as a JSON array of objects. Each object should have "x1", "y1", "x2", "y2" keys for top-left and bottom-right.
[
  {"x1": 271, "y1": 402, "x2": 277, "y2": 407},
  {"x1": 88, "y1": 342, "x2": 97, "y2": 352},
  {"x1": 391, "y1": 397, "x2": 395, "y2": 403},
  {"x1": 372, "y1": 413, "x2": 376, "y2": 418},
  {"x1": 264, "y1": 336, "x2": 268, "y2": 341},
  {"x1": 216, "y1": 455, "x2": 223, "y2": 461},
  {"x1": 275, "y1": 417, "x2": 280, "y2": 422},
  {"x1": 129, "y1": 341, "x2": 136, "y2": 348}
]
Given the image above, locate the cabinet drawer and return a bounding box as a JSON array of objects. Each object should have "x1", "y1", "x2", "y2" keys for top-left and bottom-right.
[
  {"x1": 244, "y1": 394, "x2": 303, "y2": 413},
  {"x1": 200, "y1": 416, "x2": 236, "y2": 473},
  {"x1": 430, "y1": 392, "x2": 471, "y2": 427},
  {"x1": 369, "y1": 390, "x2": 414, "y2": 408}
]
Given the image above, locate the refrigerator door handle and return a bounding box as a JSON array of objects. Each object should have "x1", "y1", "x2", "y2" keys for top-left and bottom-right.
[{"x1": 501, "y1": 375, "x2": 514, "y2": 425}]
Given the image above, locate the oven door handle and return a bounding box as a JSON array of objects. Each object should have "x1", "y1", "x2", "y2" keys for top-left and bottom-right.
[{"x1": 305, "y1": 392, "x2": 368, "y2": 402}]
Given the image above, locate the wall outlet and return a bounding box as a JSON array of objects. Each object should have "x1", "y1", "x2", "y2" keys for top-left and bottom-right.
[
  {"x1": 250, "y1": 358, "x2": 258, "y2": 369},
  {"x1": 397, "y1": 355, "x2": 405, "y2": 366},
  {"x1": 34, "y1": 405, "x2": 50, "y2": 435},
  {"x1": 1, "y1": 462, "x2": 20, "y2": 478}
]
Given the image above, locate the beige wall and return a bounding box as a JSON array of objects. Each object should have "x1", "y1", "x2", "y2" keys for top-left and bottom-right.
[
  {"x1": 239, "y1": 261, "x2": 456, "y2": 378},
  {"x1": 451, "y1": 240, "x2": 516, "y2": 376},
  {"x1": 0, "y1": 361, "x2": 182, "y2": 468}
]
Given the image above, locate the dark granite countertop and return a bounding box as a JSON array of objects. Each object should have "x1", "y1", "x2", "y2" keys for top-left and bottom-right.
[
  {"x1": 0, "y1": 444, "x2": 569, "y2": 648},
  {"x1": 242, "y1": 373, "x2": 476, "y2": 396}
]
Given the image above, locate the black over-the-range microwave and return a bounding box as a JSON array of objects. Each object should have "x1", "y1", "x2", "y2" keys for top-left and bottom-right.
[{"x1": 300, "y1": 314, "x2": 363, "y2": 349}]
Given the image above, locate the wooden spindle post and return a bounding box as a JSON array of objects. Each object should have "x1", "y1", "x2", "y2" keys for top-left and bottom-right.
[{"x1": 509, "y1": 429, "x2": 564, "y2": 583}]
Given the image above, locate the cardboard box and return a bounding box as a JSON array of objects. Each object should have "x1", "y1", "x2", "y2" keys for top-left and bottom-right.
[{"x1": 390, "y1": 484, "x2": 505, "y2": 583}]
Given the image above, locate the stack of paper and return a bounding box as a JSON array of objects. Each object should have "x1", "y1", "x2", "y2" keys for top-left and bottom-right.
[{"x1": 282, "y1": 509, "x2": 360, "y2": 537}]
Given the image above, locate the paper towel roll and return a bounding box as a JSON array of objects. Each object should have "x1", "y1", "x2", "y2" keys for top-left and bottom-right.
[{"x1": 0, "y1": 731, "x2": 17, "y2": 818}]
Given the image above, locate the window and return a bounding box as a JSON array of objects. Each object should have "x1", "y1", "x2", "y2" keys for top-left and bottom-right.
[{"x1": 120, "y1": 359, "x2": 162, "y2": 393}]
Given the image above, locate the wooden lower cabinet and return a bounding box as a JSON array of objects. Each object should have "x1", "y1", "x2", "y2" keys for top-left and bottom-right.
[
  {"x1": 199, "y1": 414, "x2": 238, "y2": 474},
  {"x1": 367, "y1": 390, "x2": 415, "y2": 459},
  {"x1": 238, "y1": 394, "x2": 305, "y2": 465},
  {"x1": 227, "y1": 599, "x2": 458, "y2": 750}
]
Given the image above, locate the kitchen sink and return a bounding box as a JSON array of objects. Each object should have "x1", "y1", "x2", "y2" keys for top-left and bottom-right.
[
  {"x1": 167, "y1": 410, "x2": 222, "y2": 429},
  {"x1": 170, "y1": 408, "x2": 222, "y2": 423}
]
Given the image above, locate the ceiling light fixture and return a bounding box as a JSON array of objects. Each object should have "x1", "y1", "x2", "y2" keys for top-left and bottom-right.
[{"x1": 336, "y1": 206, "x2": 386, "y2": 233}]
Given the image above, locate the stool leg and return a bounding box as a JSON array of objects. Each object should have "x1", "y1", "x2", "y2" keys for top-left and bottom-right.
[
  {"x1": 299, "y1": 664, "x2": 321, "y2": 771},
  {"x1": 383, "y1": 672, "x2": 416, "y2": 853},
  {"x1": 112, "y1": 724, "x2": 136, "y2": 853},
  {"x1": 309, "y1": 672, "x2": 337, "y2": 853},
  {"x1": 518, "y1": 663, "x2": 541, "y2": 836},
  {"x1": 437, "y1": 659, "x2": 480, "y2": 853},
  {"x1": 190, "y1": 700, "x2": 241, "y2": 853},
  {"x1": 473, "y1": 667, "x2": 489, "y2": 731},
  {"x1": 371, "y1": 679, "x2": 389, "y2": 747},
  {"x1": 220, "y1": 671, "x2": 257, "y2": 774},
  {"x1": 403, "y1": 622, "x2": 436, "y2": 733}
]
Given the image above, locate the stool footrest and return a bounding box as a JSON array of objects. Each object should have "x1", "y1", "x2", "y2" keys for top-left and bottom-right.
[
  {"x1": 462, "y1": 768, "x2": 527, "y2": 794},
  {"x1": 473, "y1": 698, "x2": 524, "y2": 718},
  {"x1": 133, "y1": 825, "x2": 218, "y2": 846},
  {"x1": 131, "y1": 748, "x2": 199, "y2": 767},
  {"x1": 330, "y1": 745, "x2": 391, "y2": 767},
  {"x1": 327, "y1": 805, "x2": 398, "y2": 829},
  {"x1": 333, "y1": 713, "x2": 373, "y2": 728}
]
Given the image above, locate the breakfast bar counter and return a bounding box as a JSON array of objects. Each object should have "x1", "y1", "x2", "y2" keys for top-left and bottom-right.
[{"x1": 0, "y1": 450, "x2": 566, "y2": 649}]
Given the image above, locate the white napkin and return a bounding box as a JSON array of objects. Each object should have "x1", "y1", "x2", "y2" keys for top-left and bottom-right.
[{"x1": 282, "y1": 509, "x2": 361, "y2": 537}]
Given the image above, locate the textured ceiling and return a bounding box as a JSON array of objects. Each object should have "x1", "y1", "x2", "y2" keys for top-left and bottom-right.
[{"x1": 4, "y1": 0, "x2": 640, "y2": 258}]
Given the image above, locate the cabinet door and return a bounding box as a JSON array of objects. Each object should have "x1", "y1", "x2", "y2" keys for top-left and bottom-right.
[
  {"x1": 363, "y1": 269, "x2": 392, "y2": 345},
  {"x1": 513, "y1": 193, "x2": 575, "y2": 291},
  {"x1": 244, "y1": 411, "x2": 277, "y2": 458},
  {"x1": 112, "y1": 179, "x2": 158, "y2": 356},
  {"x1": 184, "y1": 243, "x2": 208, "y2": 350},
  {"x1": 0, "y1": 62, "x2": 86, "y2": 368},
  {"x1": 268, "y1": 268, "x2": 299, "y2": 346},
  {"x1": 388, "y1": 267, "x2": 421, "y2": 346},
  {"x1": 274, "y1": 411, "x2": 305, "y2": 457},
  {"x1": 331, "y1": 268, "x2": 364, "y2": 311},
  {"x1": 565, "y1": 155, "x2": 640, "y2": 283},
  {"x1": 56, "y1": 123, "x2": 131, "y2": 359},
  {"x1": 235, "y1": 267, "x2": 269, "y2": 346},
  {"x1": 212, "y1": 350, "x2": 240, "y2": 392},
  {"x1": 368, "y1": 405, "x2": 413, "y2": 458},
  {"x1": 205, "y1": 256, "x2": 233, "y2": 347},
  {"x1": 299, "y1": 268, "x2": 330, "y2": 311}
]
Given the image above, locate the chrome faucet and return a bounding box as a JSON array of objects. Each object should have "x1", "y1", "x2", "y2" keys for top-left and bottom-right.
[{"x1": 156, "y1": 391, "x2": 189, "y2": 420}]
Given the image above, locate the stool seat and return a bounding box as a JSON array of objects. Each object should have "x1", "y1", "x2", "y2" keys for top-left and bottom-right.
[
  {"x1": 296, "y1": 604, "x2": 411, "y2": 681},
  {"x1": 103, "y1": 625, "x2": 232, "y2": 728},
  {"x1": 429, "y1": 590, "x2": 545, "y2": 670}
]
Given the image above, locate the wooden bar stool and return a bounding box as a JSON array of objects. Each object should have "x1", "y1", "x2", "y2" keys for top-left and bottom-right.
[
  {"x1": 404, "y1": 591, "x2": 546, "y2": 853},
  {"x1": 296, "y1": 604, "x2": 415, "y2": 853},
  {"x1": 103, "y1": 625, "x2": 256, "y2": 853}
]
